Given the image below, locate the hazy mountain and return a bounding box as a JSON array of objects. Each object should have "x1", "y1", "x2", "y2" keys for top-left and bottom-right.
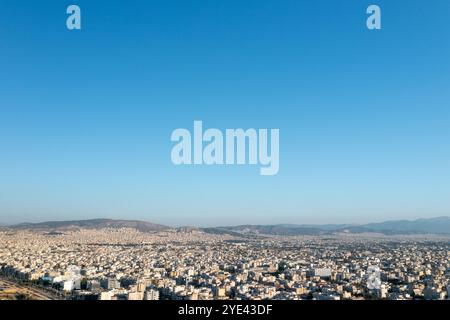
[
  {"x1": 3, "y1": 217, "x2": 450, "y2": 236},
  {"x1": 207, "y1": 217, "x2": 450, "y2": 236},
  {"x1": 361, "y1": 217, "x2": 450, "y2": 234},
  {"x1": 8, "y1": 219, "x2": 169, "y2": 233}
]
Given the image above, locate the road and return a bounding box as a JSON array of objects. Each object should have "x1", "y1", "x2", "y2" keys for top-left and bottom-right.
[{"x1": 0, "y1": 278, "x2": 57, "y2": 300}]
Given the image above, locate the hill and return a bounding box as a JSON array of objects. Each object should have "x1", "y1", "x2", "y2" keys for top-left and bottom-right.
[
  {"x1": 3, "y1": 217, "x2": 449, "y2": 236},
  {"x1": 8, "y1": 219, "x2": 169, "y2": 233},
  {"x1": 205, "y1": 217, "x2": 450, "y2": 236}
]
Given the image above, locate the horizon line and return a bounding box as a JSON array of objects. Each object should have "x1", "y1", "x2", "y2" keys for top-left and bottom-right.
[{"x1": 2, "y1": 215, "x2": 449, "y2": 228}]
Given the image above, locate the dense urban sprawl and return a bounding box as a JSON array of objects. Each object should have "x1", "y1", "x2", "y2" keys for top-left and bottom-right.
[{"x1": 0, "y1": 229, "x2": 449, "y2": 300}]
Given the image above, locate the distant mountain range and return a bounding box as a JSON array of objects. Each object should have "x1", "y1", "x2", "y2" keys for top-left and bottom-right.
[
  {"x1": 208, "y1": 217, "x2": 450, "y2": 236},
  {"x1": 1, "y1": 217, "x2": 449, "y2": 236},
  {"x1": 3, "y1": 219, "x2": 168, "y2": 233}
]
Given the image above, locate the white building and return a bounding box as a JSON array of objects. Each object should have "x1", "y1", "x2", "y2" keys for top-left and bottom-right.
[
  {"x1": 100, "y1": 291, "x2": 112, "y2": 300},
  {"x1": 63, "y1": 280, "x2": 74, "y2": 292},
  {"x1": 128, "y1": 291, "x2": 144, "y2": 300},
  {"x1": 314, "y1": 268, "x2": 332, "y2": 278},
  {"x1": 144, "y1": 289, "x2": 160, "y2": 300}
]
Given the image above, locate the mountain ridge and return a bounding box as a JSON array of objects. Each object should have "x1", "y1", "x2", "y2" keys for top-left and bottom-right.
[
  {"x1": 4, "y1": 218, "x2": 168, "y2": 233},
  {"x1": 1, "y1": 217, "x2": 449, "y2": 236}
]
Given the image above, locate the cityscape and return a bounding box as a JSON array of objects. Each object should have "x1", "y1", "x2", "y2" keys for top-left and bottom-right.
[
  {"x1": 1, "y1": 218, "x2": 449, "y2": 301},
  {"x1": 1, "y1": 3, "x2": 449, "y2": 318}
]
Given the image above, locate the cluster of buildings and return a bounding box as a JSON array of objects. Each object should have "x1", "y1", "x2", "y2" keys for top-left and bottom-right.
[{"x1": 0, "y1": 228, "x2": 449, "y2": 300}]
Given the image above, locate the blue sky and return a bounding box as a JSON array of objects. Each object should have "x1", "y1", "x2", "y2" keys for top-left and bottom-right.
[{"x1": 0, "y1": 0, "x2": 449, "y2": 226}]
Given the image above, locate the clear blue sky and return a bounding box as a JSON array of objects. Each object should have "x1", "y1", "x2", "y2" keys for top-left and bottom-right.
[{"x1": 0, "y1": 0, "x2": 449, "y2": 226}]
